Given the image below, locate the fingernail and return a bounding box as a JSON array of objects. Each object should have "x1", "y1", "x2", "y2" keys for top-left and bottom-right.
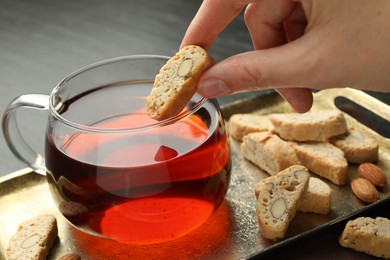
[{"x1": 198, "y1": 79, "x2": 231, "y2": 98}]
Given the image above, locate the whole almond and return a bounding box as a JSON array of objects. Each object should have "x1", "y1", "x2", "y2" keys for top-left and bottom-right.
[
  {"x1": 358, "y1": 163, "x2": 387, "y2": 188},
  {"x1": 177, "y1": 58, "x2": 193, "y2": 78},
  {"x1": 351, "y1": 178, "x2": 380, "y2": 203},
  {"x1": 57, "y1": 253, "x2": 81, "y2": 260}
]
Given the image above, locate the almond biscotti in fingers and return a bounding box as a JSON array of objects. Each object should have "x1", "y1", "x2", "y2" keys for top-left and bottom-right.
[{"x1": 147, "y1": 45, "x2": 215, "y2": 121}]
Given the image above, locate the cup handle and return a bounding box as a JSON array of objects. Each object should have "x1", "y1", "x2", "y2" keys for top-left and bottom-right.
[{"x1": 2, "y1": 94, "x2": 50, "y2": 175}]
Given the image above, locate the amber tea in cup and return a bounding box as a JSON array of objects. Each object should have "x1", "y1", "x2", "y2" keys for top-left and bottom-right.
[{"x1": 2, "y1": 56, "x2": 231, "y2": 244}]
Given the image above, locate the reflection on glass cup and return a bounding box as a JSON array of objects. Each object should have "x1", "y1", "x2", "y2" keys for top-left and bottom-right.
[{"x1": 2, "y1": 56, "x2": 231, "y2": 244}]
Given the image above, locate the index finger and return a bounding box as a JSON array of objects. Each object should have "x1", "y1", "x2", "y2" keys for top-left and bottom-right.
[{"x1": 180, "y1": 0, "x2": 256, "y2": 50}]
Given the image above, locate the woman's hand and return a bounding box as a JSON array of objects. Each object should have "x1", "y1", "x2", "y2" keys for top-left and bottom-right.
[{"x1": 181, "y1": 0, "x2": 390, "y2": 112}]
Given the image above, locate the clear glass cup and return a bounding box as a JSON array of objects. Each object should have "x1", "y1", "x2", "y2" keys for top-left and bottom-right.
[{"x1": 2, "y1": 55, "x2": 231, "y2": 244}]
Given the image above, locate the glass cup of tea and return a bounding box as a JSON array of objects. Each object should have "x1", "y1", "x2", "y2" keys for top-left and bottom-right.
[{"x1": 2, "y1": 55, "x2": 231, "y2": 244}]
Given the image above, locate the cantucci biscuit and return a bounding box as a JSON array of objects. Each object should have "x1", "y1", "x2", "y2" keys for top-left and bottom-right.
[
  {"x1": 255, "y1": 165, "x2": 310, "y2": 240},
  {"x1": 339, "y1": 217, "x2": 390, "y2": 258},
  {"x1": 290, "y1": 142, "x2": 348, "y2": 185},
  {"x1": 146, "y1": 45, "x2": 215, "y2": 121},
  {"x1": 330, "y1": 128, "x2": 379, "y2": 163},
  {"x1": 255, "y1": 177, "x2": 332, "y2": 215},
  {"x1": 241, "y1": 132, "x2": 301, "y2": 175},
  {"x1": 6, "y1": 214, "x2": 58, "y2": 260},
  {"x1": 269, "y1": 110, "x2": 348, "y2": 142},
  {"x1": 229, "y1": 113, "x2": 274, "y2": 141},
  {"x1": 297, "y1": 177, "x2": 332, "y2": 215}
]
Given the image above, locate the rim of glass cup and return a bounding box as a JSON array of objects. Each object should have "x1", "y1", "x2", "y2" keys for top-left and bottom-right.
[{"x1": 49, "y1": 55, "x2": 208, "y2": 134}]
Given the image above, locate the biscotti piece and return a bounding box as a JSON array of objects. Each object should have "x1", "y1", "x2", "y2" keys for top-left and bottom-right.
[
  {"x1": 290, "y1": 142, "x2": 348, "y2": 185},
  {"x1": 269, "y1": 110, "x2": 348, "y2": 142},
  {"x1": 256, "y1": 165, "x2": 310, "y2": 240},
  {"x1": 297, "y1": 177, "x2": 332, "y2": 214},
  {"x1": 229, "y1": 113, "x2": 274, "y2": 141},
  {"x1": 241, "y1": 132, "x2": 301, "y2": 175},
  {"x1": 146, "y1": 45, "x2": 215, "y2": 121},
  {"x1": 339, "y1": 217, "x2": 390, "y2": 258},
  {"x1": 330, "y1": 129, "x2": 379, "y2": 163},
  {"x1": 6, "y1": 214, "x2": 58, "y2": 260},
  {"x1": 256, "y1": 177, "x2": 332, "y2": 215}
]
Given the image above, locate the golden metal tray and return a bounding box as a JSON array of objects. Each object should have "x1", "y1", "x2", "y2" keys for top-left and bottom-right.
[{"x1": 1, "y1": 88, "x2": 389, "y2": 259}]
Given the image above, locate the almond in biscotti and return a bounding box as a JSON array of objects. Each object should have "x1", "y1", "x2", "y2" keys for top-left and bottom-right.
[
  {"x1": 270, "y1": 198, "x2": 287, "y2": 219},
  {"x1": 6, "y1": 214, "x2": 58, "y2": 260},
  {"x1": 146, "y1": 45, "x2": 215, "y2": 121}
]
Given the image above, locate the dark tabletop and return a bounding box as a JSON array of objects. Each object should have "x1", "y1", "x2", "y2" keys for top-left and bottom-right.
[{"x1": 1, "y1": 1, "x2": 389, "y2": 259}]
